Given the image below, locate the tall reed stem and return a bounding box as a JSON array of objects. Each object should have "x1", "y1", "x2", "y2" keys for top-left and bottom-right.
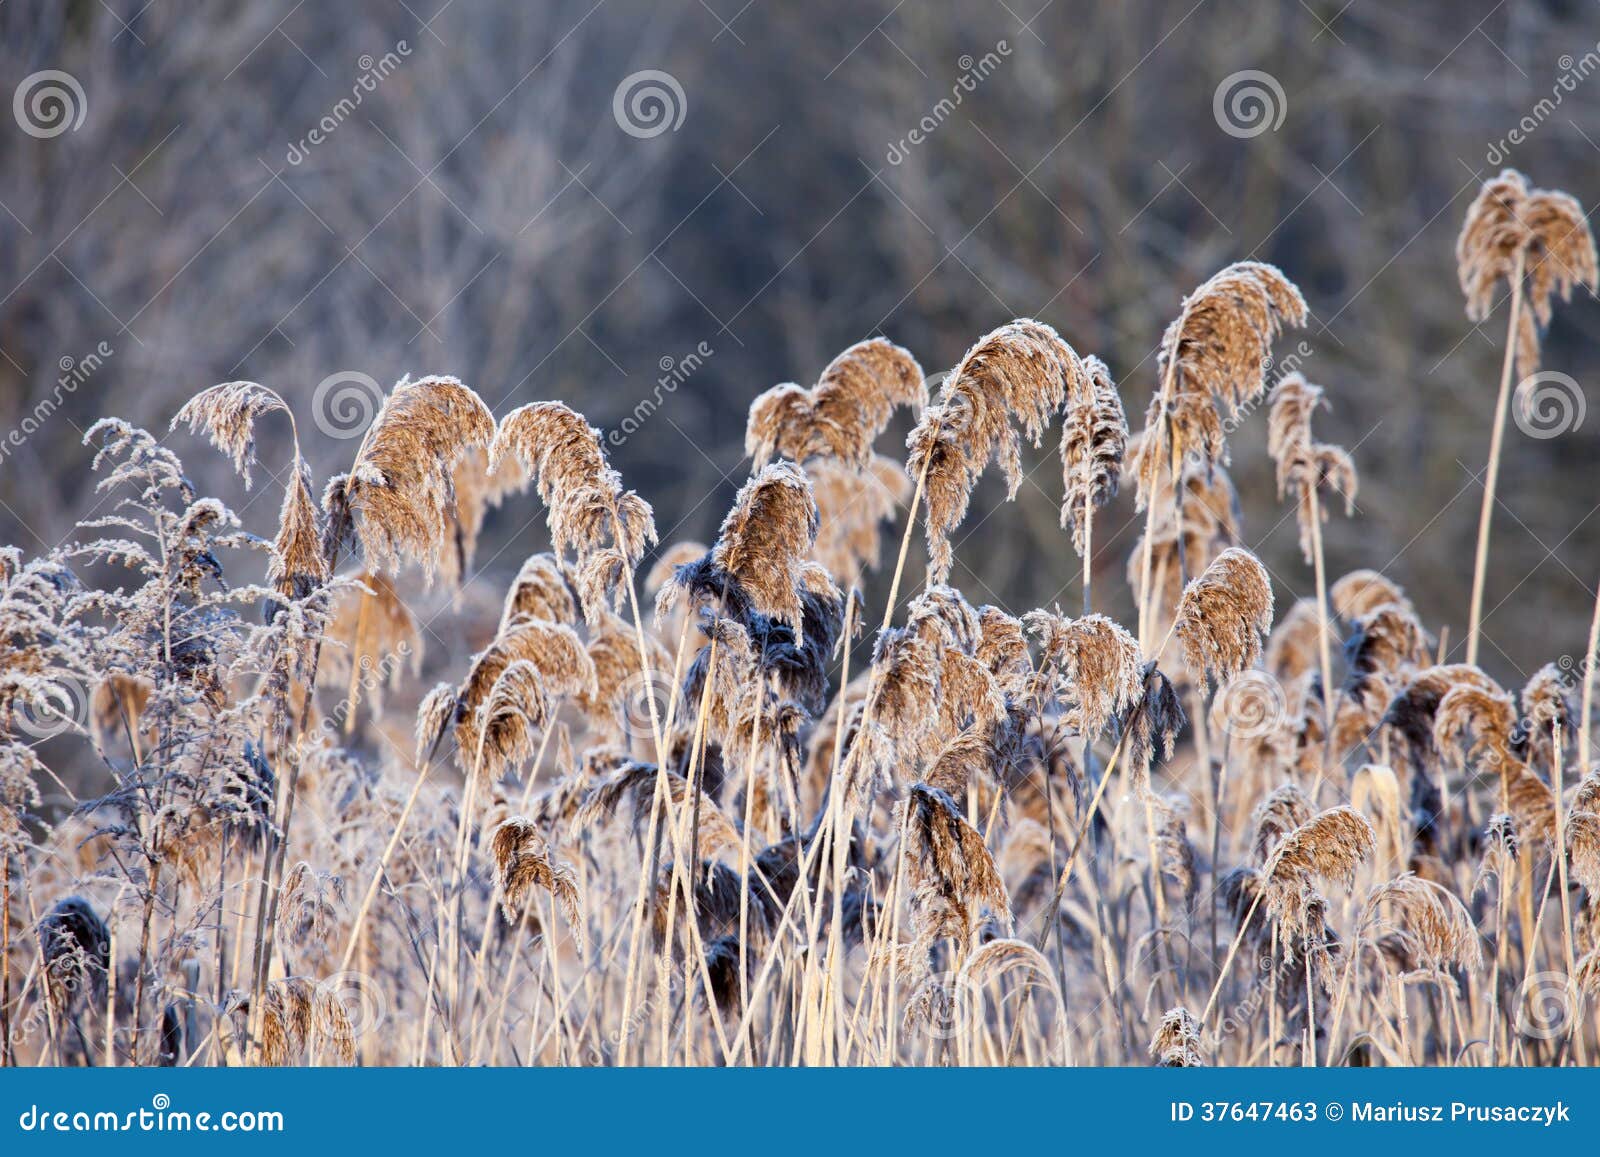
[{"x1": 1466, "y1": 250, "x2": 1526, "y2": 667}]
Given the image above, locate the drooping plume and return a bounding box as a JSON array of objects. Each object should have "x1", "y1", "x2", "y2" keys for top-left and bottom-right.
[
  {"x1": 1023, "y1": 610, "x2": 1143, "y2": 740},
  {"x1": 1457, "y1": 169, "x2": 1598, "y2": 378},
  {"x1": 1058, "y1": 355, "x2": 1128, "y2": 557},
  {"x1": 332, "y1": 375, "x2": 497, "y2": 581},
  {"x1": 172, "y1": 381, "x2": 292, "y2": 489},
  {"x1": 708, "y1": 461, "x2": 831, "y2": 635},
  {"x1": 746, "y1": 337, "x2": 925, "y2": 468},
  {"x1": 1174, "y1": 547, "x2": 1275, "y2": 691},
  {"x1": 906, "y1": 320, "x2": 1089, "y2": 582},
  {"x1": 1141, "y1": 261, "x2": 1307, "y2": 500},
  {"x1": 490, "y1": 401, "x2": 656, "y2": 619},
  {"x1": 1266, "y1": 373, "x2": 1358, "y2": 563}
]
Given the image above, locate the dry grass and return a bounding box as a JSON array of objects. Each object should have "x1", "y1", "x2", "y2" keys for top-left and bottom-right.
[{"x1": 4, "y1": 174, "x2": 1600, "y2": 1069}]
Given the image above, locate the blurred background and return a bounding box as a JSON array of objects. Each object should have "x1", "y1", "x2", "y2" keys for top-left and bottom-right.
[{"x1": 3, "y1": 0, "x2": 1599, "y2": 689}]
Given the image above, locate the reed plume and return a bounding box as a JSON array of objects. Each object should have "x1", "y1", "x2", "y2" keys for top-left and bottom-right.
[
  {"x1": 898, "y1": 783, "x2": 1011, "y2": 949},
  {"x1": 1329, "y1": 569, "x2": 1414, "y2": 622},
  {"x1": 1267, "y1": 373, "x2": 1357, "y2": 564},
  {"x1": 1365, "y1": 873, "x2": 1483, "y2": 971},
  {"x1": 1265, "y1": 598, "x2": 1330, "y2": 682},
  {"x1": 707, "y1": 461, "x2": 831, "y2": 636},
  {"x1": 1457, "y1": 169, "x2": 1598, "y2": 380},
  {"x1": 1150, "y1": 1006, "x2": 1205, "y2": 1066},
  {"x1": 1058, "y1": 356, "x2": 1127, "y2": 609},
  {"x1": 500, "y1": 554, "x2": 579, "y2": 631},
  {"x1": 906, "y1": 320, "x2": 1088, "y2": 582},
  {"x1": 1173, "y1": 547, "x2": 1274, "y2": 691},
  {"x1": 1136, "y1": 262, "x2": 1304, "y2": 644},
  {"x1": 746, "y1": 337, "x2": 924, "y2": 468},
  {"x1": 490, "y1": 401, "x2": 656, "y2": 618},
  {"x1": 490, "y1": 816, "x2": 581, "y2": 933},
  {"x1": 172, "y1": 381, "x2": 292, "y2": 489},
  {"x1": 332, "y1": 375, "x2": 497, "y2": 580},
  {"x1": 1458, "y1": 170, "x2": 1598, "y2": 665},
  {"x1": 1023, "y1": 611, "x2": 1142, "y2": 740}
]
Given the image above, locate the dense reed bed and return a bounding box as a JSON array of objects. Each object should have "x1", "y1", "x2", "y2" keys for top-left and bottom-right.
[{"x1": 2, "y1": 169, "x2": 1599, "y2": 1067}]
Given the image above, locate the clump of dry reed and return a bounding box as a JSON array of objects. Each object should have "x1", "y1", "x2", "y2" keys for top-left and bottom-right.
[{"x1": 11, "y1": 222, "x2": 1600, "y2": 1074}]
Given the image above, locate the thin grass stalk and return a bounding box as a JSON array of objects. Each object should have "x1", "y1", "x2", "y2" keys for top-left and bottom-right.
[
  {"x1": 1582, "y1": 578, "x2": 1600, "y2": 778},
  {"x1": 338, "y1": 753, "x2": 438, "y2": 973},
  {"x1": 615, "y1": 612, "x2": 693, "y2": 1062},
  {"x1": 1308, "y1": 485, "x2": 1337, "y2": 768},
  {"x1": 1466, "y1": 250, "x2": 1526, "y2": 667}
]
